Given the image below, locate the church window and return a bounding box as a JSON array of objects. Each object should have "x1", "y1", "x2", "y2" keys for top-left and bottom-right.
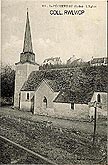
[
  {"x1": 27, "y1": 93, "x2": 30, "y2": 100},
  {"x1": 71, "y1": 103, "x2": 74, "y2": 110},
  {"x1": 43, "y1": 96, "x2": 47, "y2": 108},
  {"x1": 97, "y1": 94, "x2": 101, "y2": 102}
]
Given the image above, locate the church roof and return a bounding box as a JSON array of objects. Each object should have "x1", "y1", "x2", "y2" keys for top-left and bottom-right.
[
  {"x1": 53, "y1": 90, "x2": 94, "y2": 104},
  {"x1": 21, "y1": 69, "x2": 68, "y2": 91},
  {"x1": 18, "y1": 9, "x2": 38, "y2": 65},
  {"x1": 21, "y1": 66, "x2": 107, "y2": 93},
  {"x1": 43, "y1": 79, "x2": 62, "y2": 92},
  {"x1": 23, "y1": 9, "x2": 33, "y2": 53}
]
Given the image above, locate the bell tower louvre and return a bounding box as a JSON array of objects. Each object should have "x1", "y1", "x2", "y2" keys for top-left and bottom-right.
[{"x1": 14, "y1": 9, "x2": 39, "y2": 108}]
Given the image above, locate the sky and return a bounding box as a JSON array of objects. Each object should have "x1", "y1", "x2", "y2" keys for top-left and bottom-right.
[{"x1": 1, "y1": 0, "x2": 107, "y2": 65}]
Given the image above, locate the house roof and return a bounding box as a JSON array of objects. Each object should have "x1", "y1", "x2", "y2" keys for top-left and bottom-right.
[
  {"x1": 91, "y1": 57, "x2": 108, "y2": 64},
  {"x1": 43, "y1": 57, "x2": 61, "y2": 63},
  {"x1": 53, "y1": 90, "x2": 94, "y2": 104}
]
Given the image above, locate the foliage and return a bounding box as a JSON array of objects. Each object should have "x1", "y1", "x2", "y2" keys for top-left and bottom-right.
[{"x1": 1, "y1": 65, "x2": 15, "y2": 98}]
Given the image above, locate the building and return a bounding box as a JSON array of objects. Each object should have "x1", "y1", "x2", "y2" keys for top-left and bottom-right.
[
  {"x1": 20, "y1": 75, "x2": 107, "y2": 119},
  {"x1": 43, "y1": 57, "x2": 62, "y2": 65},
  {"x1": 90, "y1": 57, "x2": 107, "y2": 66},
  {"x1": 67, "y1": 55, "x2": 77, "y2": 65},
  {"x1": 14, "y1": 10, "x2": 107, "y2": 120},
  {"x1": 14, "y1": 9, "x2": 39, "y2": 108},
  {"x1": 67, "y1": 56, "x2": 83, "y2": 66},
  {"x1": 89, "y1": 90, "x2": 107, "y2": 119},
  {"x1": 20, "y1": 77, "x2": 90, "y2": 118}
]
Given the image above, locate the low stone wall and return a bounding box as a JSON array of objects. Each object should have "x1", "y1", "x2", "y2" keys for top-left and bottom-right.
[
  {"x1": 33, "y1": 103, "x2": 89, "y2": 119},
  {"x1": 54, "y1": 103, "x2": 89, "y2": 119}
]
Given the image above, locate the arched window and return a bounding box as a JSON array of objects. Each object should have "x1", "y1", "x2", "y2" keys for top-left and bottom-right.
[
  {"x1": 27, "y1": 93, "x2": 29, "y2": 100},
  {"x1": 97, "y1": 94, "x2": 101, "y2": 102},
  {"x1": 43, "y1": 96, "x2": 47, "y2": 108},
  {"x1": 71, "y1": 103, "x2": 74, "y2": 110}
]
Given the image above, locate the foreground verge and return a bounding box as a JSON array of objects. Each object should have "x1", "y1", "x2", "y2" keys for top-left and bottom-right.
[{"x1": 0, "y1": 113, "x2": 107, "y2": 164}]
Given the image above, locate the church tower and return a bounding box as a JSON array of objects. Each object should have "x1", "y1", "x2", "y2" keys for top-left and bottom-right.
[{"x1": 14, "y1": 9, "x2": 39, "y2": 108}]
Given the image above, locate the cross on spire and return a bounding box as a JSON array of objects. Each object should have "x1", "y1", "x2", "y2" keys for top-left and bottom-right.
[{"x1": 23, "y1": 8, "x2": 33, "y2": 53}]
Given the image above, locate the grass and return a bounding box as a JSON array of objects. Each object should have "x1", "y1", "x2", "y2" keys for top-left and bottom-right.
[
  {"x1": 0, "y1": 106, "x2": 107, "y2": 136},
  {"x1": 0, "y1": 111, "x2": 107, "y2": 164}
]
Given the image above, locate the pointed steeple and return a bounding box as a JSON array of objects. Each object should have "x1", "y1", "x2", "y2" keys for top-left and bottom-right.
[
  {"x1": 23, "y1": 8, "x2": 33, "y2": 53},
  {"x1": 20, "y1": 9, "x2": 36, "y2": 64}
]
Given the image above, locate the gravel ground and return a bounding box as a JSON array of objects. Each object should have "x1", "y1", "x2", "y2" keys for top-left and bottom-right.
[{"x1": 0, "y1": 111, "x2": 107, "y2": 164}]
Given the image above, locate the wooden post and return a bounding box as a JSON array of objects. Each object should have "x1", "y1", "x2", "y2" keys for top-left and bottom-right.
[
  {"x1": 93, "y1": 104, "x2": 97, "y2": 146},
  {"x1": 19, "y1": 93, "x2": 21, "y2": 109}
]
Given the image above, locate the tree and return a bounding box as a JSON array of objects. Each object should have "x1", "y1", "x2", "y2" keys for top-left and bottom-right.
[{"x1": 1, "y1": 64, "x2": 15, "y2": 105}]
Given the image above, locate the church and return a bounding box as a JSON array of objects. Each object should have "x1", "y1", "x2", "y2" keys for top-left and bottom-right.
[{"x1": 14, "y1": 10, "x2": 107, "y2": 120}]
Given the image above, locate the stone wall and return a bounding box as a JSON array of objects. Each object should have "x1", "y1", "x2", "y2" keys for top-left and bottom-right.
[
  {"x1": 34, "y1": 81, "x2": 58, "y2": 114},
  {"x1": 14, "y1": 62, "x2": 39, "y2": 108}
]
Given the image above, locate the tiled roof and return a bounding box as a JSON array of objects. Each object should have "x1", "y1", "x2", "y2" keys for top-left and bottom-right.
[{"x1": 53, "y1": 90, "x2": 94, "y2": 104}]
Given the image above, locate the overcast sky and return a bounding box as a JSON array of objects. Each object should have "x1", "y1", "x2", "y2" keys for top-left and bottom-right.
[{"x1": 1, "y1": 0, "x2": 107, "y2": 65}]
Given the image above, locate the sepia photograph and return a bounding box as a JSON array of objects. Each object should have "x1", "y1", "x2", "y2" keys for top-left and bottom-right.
[{"x1": 0, "y1": 0, "x2": 107, "y2": 164}]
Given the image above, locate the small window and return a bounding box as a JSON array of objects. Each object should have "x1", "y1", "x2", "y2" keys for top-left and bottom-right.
[
  {"x1": 97, "y1": 94, "x2": 101, "y2": 102},
  {"x1": 27, "y1": 93, "x2": 29, "y2": 100},
  {"x1": 43, "y1": 96, "x2": 47, "y2": 108},
  {"x1": 71, "y1": 103, "x2": 74, "y2": 110}
]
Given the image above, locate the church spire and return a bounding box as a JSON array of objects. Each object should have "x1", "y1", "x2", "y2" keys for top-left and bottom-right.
[
  {"x1": 20, "y1": 9, "x2": 36, "y2": 64},
  {"x1": 23, "y1": 8, "x2": 33, "y2": 53}
]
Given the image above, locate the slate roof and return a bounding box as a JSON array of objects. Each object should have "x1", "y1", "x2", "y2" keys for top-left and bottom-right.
[{"x1": 53, "y1": 90, "x2": 94, "y2": 104}]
